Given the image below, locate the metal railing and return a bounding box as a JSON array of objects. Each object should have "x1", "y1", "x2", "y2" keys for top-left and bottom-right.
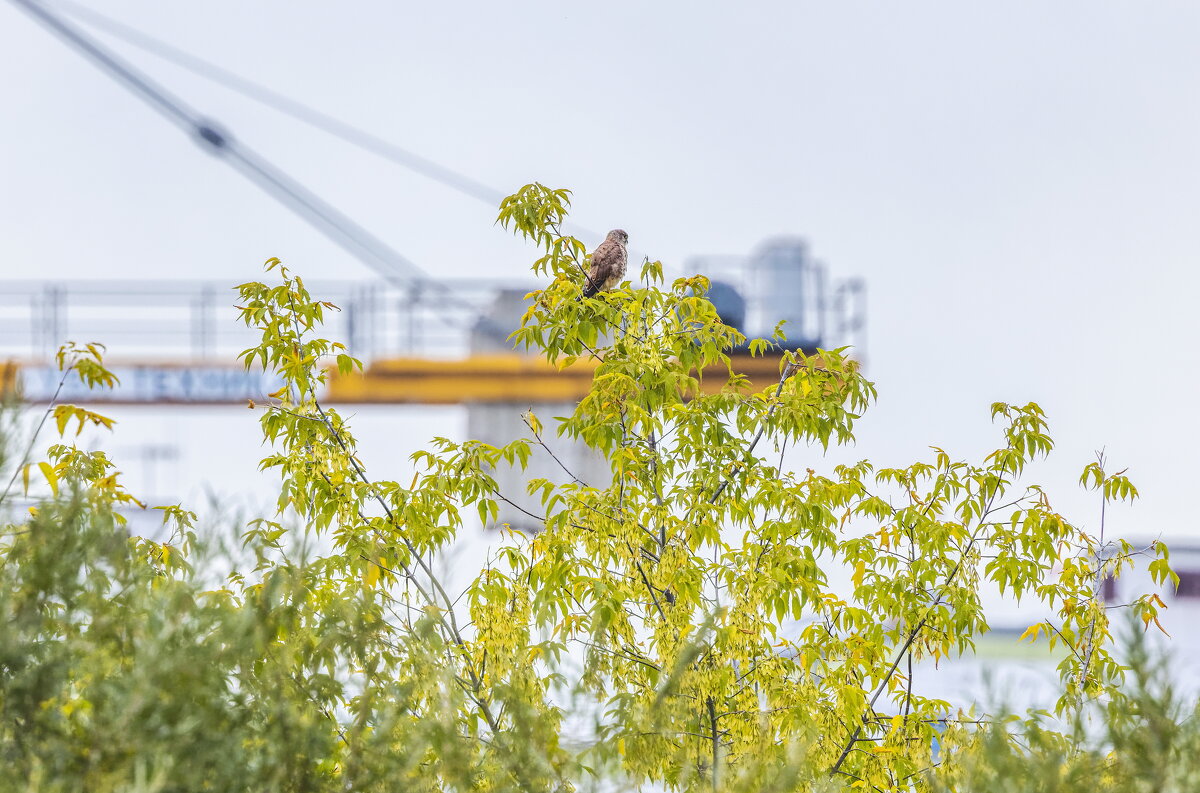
[
  {"x1": 0, "y1": 278, "x2": 535, "y2": 363},
  {"x1": 0, "y1": 276, "x2": 867, "y2": 365}
]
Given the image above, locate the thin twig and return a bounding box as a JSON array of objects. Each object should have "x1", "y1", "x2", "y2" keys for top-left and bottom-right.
[
  {"x1": 0, "y1": 363, "x2": 74, "y2": 504},
  {"x1": 522, "y1": 412, "x2": 588, "y2": 486},
  {"x1": 705, "y1": 360, "x2": 799, "y2": 506}
]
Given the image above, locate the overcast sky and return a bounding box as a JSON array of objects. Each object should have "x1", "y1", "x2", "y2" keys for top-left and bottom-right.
[{"x1": 1, "y1": 1, "x2": 1198, "y2": 543}]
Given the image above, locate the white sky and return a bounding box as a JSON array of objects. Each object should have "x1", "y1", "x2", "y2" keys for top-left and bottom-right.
[{"x1": 2, "y1": 1, "x2": 1199, "y2": 546}]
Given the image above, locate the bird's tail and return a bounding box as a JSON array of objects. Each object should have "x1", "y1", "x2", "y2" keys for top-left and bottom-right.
[{"x1": 581, "y1": 278, "x2": 600, "y2": 299}]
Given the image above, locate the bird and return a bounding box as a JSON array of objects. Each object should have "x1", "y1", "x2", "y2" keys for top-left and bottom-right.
[{"x1": 582, "y1": 229, "x2": 629, "y2": 298}]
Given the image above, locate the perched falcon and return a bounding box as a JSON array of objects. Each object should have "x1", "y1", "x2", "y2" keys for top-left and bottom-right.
[{"x1": 582, "y1": 229, "x2": 629, "y2": 298}]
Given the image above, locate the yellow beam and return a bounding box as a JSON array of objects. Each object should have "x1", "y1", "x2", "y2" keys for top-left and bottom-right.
[
  {"x1": 325, "y1": 353, "x2": 793, "y2": 404},
  {"x1": 327, "y1": 355, "x2": 599, "y2": 404},
  {"x1": 0, "y1": 354, "x2": 802, "y2": 405}
]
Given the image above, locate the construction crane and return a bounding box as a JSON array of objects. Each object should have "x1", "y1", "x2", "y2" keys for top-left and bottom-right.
[{"x1": 2, "y1": 1, "x2": 866, "y2": 409}]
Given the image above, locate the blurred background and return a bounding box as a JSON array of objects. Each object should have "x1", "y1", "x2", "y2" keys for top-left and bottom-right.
[{"x1": 2, "y1": 0, "x2": 1198, "y2": 705}]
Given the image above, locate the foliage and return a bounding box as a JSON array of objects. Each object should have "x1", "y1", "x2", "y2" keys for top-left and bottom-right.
[
  {"x1": 0, "y1": 185, "x2": 1185, "y2": 792},
  {"x1": 933, "y1": 625, "x2": 1200, "y2": 793}
]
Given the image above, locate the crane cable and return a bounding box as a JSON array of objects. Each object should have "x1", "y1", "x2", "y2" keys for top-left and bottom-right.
[
  {"x1": 7, "y1": 0, "x2": 492, "y2": 326},
  {"x1": 45, "y1": 0, "x2": 512, "y2": 209}
]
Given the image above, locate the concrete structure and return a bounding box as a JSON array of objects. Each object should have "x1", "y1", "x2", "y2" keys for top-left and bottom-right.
[{"x1": 465, "y1": 288, "x2": 608, "y2": 532}]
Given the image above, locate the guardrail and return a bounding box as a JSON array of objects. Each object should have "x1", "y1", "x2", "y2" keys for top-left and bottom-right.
[
  {"x1": 0, "y1": 275, "x2": 867, "y2": 368},
  {"x1": 0, "y1": 278, "x2": 534, "y2": 362}
]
